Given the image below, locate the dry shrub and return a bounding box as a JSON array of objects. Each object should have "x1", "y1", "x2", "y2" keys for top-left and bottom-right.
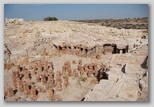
[{"x1": 80, "y1": 76, "x2": 87, "y2": 82}]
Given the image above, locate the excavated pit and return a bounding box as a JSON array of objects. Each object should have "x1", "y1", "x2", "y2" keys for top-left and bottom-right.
[{"x1": 4, "y1": 20, "x2": 148, "y2": 101}]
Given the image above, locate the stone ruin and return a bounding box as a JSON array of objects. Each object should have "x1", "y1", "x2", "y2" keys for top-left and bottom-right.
[
  {"x1": 5, "y1": 18, "x2": 24, "y2": 24},
  {"x1": 4, "y1": 59, "x2": 101, "y2": 101},
  {"x1": 4, "y1": 19, "x2": 148, "y2": 101},
  {"x1": 52, "y1": 34, "x2": 129, "y2": 60}
]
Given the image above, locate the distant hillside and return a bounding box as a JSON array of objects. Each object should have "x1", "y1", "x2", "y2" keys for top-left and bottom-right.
[{"x1": 73, "y1": 17, "x2": 148, "y2": 29}]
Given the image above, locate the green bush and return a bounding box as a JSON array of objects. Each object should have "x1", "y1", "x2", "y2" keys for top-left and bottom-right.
[{"x1": 44, "y1": 17, "x2": 58, "y2": 21}]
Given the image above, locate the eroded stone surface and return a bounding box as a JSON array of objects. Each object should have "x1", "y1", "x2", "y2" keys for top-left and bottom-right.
[{"x1": 4, "y1": 19, "x2": 148, "y2": 101}]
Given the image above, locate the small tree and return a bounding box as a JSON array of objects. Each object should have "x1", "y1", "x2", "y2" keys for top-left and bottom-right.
[{"x1": 44, "y1": 17, "x2": 58, "y2": 21}]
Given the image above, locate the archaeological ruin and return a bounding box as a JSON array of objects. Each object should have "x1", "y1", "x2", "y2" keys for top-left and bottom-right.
[{"x1": 4, "y1": 18, "x2": 148, "y2": 101}]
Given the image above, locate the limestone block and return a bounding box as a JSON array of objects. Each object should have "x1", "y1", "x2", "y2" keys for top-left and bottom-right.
[
  {"x1": 108, "y1": 68, "x2": 123, "y2": 81},
  {"x1": 118, "y1": 82, "x2": 139, "y2": 101},
  {"x1": 108, "y1": 78, "x2": 125, "y2": 97},
  {"x1": 125, "y1": 64, "x2": 146, "y2": 75},
  {"x1": 105, "y1": 96, "x2": 128, "y2": 101},
  {"x1": 84, "y1": 91, "x2": 108, "y2": 101}
]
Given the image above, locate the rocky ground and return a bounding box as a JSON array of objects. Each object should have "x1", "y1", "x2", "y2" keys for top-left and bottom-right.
[{"x1": 4, "y1": 19, "x2": 148, "y2": 101}]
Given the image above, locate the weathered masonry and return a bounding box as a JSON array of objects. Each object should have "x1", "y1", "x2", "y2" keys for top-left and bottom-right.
[{"x1": 53, "y1": 42, "x2": 129, "y2": 57}]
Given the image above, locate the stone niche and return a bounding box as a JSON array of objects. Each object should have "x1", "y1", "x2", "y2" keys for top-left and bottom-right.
[
  {"x1": 103, "y1": 44, "x2": 129, "y2": 54},
  {"x1": 53, "y1": 44, "x2": 94, "y2": 57},
  {"x1": 53, "y1": 42, "x2": 129, "y2": 56},
  {"x1": 103, "y1": 44, "x2": 116, "y2": 54},
  {"x1": 116, "y1": 45, "x2": 129, "y2": 54}
]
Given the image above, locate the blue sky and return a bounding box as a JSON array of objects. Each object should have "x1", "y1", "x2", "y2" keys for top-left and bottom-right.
[{"x1": 4, "y1": 4, "x2": 148, "y2": 20}]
